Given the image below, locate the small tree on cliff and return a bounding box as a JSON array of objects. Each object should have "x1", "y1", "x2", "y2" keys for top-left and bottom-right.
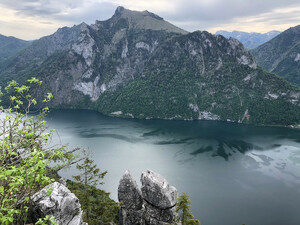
[
  {"x1": 175, "y1": 192, "x2": 201, "y2": 225},
  {"x1": 72, "y1": 151, "x2": 115, "y2": 224}
]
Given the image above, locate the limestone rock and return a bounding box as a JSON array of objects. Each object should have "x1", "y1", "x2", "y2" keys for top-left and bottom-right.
[
  {"x1": 141, "y1": 170, "x2": 177, "y2": 209},
  {"x1": 118, "y1": 170, "x2": 144, "y2": 224},
  {"x1": 58, "y1": 177, "x2": 67, "y2": 186},
  {"x1": 118, "y1": 170, "x2": 178, "y2": 225},
  {"x1": 31, "y1": 182, "x2": 86, "y2": 225},
  {"x1": 118, "y1": 170, "x2": 143, "y2": 210},
  {"x1": 141, "y1": 170, "x2": 178, "y2": 224},
  {"x1": 143, "y1": 203, "x2": 175, "y2": 225}
]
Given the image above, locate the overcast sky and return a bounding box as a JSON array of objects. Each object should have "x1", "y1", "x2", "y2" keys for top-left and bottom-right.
[{"x1": 0, "y1": 0, "x2": 300, "y2": 40}]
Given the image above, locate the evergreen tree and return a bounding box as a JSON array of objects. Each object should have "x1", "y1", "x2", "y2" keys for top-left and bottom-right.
[
  {"x1": 73, "y1": 151, "x2": 107, "y2": 188},
  {"x1": 72, "y1": 152, "x2": 119, "y2": 224},
  {"x1": 175, "y1": 192, "x2": 201, "y2": 225}
]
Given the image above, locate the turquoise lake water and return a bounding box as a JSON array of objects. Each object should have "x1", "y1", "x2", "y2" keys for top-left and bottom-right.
[{"x1": 46, "y1": 109, "x2": 300, "y2": 225}]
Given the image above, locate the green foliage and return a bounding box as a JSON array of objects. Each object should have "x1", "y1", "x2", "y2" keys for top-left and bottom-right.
[
  {"x1": 96, "y1": 60, "x2": 300, "y2": 126},
  {"x1": 0, "y1": 78, "x2": 77, "y2": 225},
  {"x1": 92, "y1": 31, "x2": 300, "y2": 126},
  {"x1": 174, "y1": 193, "x2": 200, "y2": 225},
  {"x1": 67, "y1": 180, "x2": 120, "y2": 225},
  {"x1": 73, "y1": 151, "x2": 107, "y2": 188},
  {"x1": 72, "y1": 151, "x2": 119, "y2": 224},
  {"x1": 35, "y1": 215, "x2": 56, "y2": 225}
]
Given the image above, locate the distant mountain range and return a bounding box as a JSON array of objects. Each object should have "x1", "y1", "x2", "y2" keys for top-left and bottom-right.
[
  {"x1": 251, "y1": 25, "x2": 300, "y2": 86},
  {"x1": 0, "y1": 6, "x2": 299, "y2": 126},
  {"x1": 0, "y1": 34, "x2": 31, "y2": 64},
  {"x1": 215, "y1": 30, "x2": 281, "y2": 49}
]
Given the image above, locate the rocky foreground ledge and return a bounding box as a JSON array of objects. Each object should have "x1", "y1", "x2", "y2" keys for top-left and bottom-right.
[
  {"x1": 29, "y1": 179, "x2": 87, "y2": 225},
  {"x1": 29, "y1": 170, "x2": 178, "y2": 225},
  {"x1": 118, "y1": 170, "x2": 178, "y2": 225}
]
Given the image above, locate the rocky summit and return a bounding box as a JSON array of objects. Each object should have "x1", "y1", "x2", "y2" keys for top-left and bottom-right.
[
  {"x1": 0, "y1": 6, "x2": 299, "y2": 126},
  {"x1": 118, "y1": 170, "x2": 178, "y2": 225}
]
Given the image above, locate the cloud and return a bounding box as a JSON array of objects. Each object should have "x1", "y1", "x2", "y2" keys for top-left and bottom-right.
[
  {"x1": 54, "y1": 1, "x2": 117, "y2": 24},
  {"x1": 154, "y1": 1, "x2": 300, "y2": 32},
  {"x1": 205, "y1": 5, "x2": 300, "y2": 34},
  {"x1": 0, "y1": 0, "x2": 117, "y2": 24},
  {"x1": 0, "y1": 0, "x2": 299, "y2": 39},
  {"x1": 0, "y1": 0, "x2": 83, "y2": 16},
  {"x1": 161, "y1": 0, "x2": 299, "y2": 21}
]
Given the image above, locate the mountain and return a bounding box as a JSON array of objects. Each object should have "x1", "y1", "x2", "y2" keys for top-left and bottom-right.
[
  {"x1": 0, "y1": 34, "x2": 31, "y2": 64},
  {"x1": 250, "y1": 25, "x2": 300, "y2": 86},
  {"x1": 215, "y1": 30, "x2": 281, "y2": 49},
  {"x1": 0, "y1": 6, "x2": 299, "y2": 126}
]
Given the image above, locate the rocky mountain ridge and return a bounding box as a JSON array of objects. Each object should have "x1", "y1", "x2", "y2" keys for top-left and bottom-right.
[
  {"x1": 0, "y1": 34, "x2": 31, "y2": 64},
  {"x1": 215, "y1": 30, "x2": 281, "y2": 49},
  {"x1": 0, "y1": 6, "x2": 299, "y2": 126},
  {"x1": 250, "y1": 25, "x2": 300, "y2": 86}
]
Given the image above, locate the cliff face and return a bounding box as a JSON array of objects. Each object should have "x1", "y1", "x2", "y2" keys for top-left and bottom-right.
[
  {"x1": 0, "y1": 7, "x2": 181, "y2": 106},
  {"x1": 118, "y1": 170, "x2": 178, "y2": 225},
  {"x1": 97, "y1": 31, "x2": 300, "y2": 125},
  {"x1": 0, "y1": 7, "x2": 299, "y2": 125}
]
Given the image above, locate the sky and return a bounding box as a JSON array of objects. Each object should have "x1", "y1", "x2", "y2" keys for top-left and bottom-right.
[{"x1": 0, "y1": 0, "x2": 300, "y2": 40}]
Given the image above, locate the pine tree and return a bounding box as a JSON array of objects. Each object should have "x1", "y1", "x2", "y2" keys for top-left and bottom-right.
[
  {"x1": 175, "y1": 192, "x2": 201, "y2": 225},
  {"x1": 72, "y1": 151, "x2": 120, "y2": 224},
  {"x1": 73, "y1": 152, "x2": 107, "y2": 188}
]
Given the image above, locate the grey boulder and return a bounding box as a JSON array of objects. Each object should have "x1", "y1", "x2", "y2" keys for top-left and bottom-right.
[
  {"x1": 31, "y1": 181, "x2": 86, "y2": 225},
  {"x1": 141, "y1": 170, "x2": 178, "y2": 224},
  {"x1": 118, "y1": 170, "x2": 178, "y2": 225},
  {"x1": 141, "y1": 170, "x2": 177, "y2": 209},
  {"x1": 118, "y1": 170, "x2": 143, "y2": 210}
]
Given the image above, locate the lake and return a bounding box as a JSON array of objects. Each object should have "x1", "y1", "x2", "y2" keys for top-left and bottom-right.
[{"x1": 46, "y1": 109, "x2": 300, "y2": 225}]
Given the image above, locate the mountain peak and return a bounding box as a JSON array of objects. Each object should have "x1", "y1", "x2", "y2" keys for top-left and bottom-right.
[
  {"x1": 113, "y1": 6, "x2": 163, "y2": 21},
  {"x1": 114, "y1": 6, "x2": 125, "y2": 15},
  {"x1": 116, "y1": 6, "x2": 125, "y2": 11},
  {"x1": 108, "y1": 6, "x2": 187, "y2": 34}
]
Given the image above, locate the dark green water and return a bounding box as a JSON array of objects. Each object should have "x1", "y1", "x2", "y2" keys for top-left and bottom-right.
[{"x1": 46, "y1": 109, "x2": 300, "y2": 225}]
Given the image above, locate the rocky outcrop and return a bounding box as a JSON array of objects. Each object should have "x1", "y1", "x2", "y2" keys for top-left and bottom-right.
[
  {"x1": 141, "y1": 170, "x2": 178, "y2": 224},
  {"x1": 118, "y1": 170, "x2": 178, "y2": 225},
  {"x1": 30, "y1": 181, "x2": 86, "y2": 225},
  {"x1": 118, "y1": 170, "x2": 144, "y2": 224}
]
